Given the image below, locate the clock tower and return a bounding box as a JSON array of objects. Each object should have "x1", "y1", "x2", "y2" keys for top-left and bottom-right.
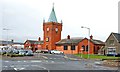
[{"x1": 43, "y1": 5, "x2": 62, "y2": 50}]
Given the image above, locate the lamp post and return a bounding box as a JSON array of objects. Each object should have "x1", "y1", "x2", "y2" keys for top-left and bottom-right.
[
  {"x1": 3, "y1": 28, "x2": 11, "y2": 47},
  {"x1": 81, "y1": 26, "x2": 90, "y2": 59},
  {"x1": 81, "y1": 48, "x2": 83, "y2": 58}
]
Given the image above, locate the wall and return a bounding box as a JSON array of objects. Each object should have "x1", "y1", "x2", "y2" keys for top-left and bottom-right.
[
  {"x1": 43, "y1": 22, "x2": 62, "y2": 50},
  {"x1": 56, "y1": 45, "x2": 78, "y2": 54}
]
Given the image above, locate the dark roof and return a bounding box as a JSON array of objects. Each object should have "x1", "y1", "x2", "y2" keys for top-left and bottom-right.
[
  {"x1": 91, "y1": 39, "x2": 104, "y2": 45},
  {"x1": 112, "y1": 33, "x2": 120, "y2": 42},
  {"x1": 13, "y1": 42, "x2": 24, "y2": 45},
  {"x1": 34, "y1": 41, "x2": 44, "y2": 44},
  {"x1": 56, "y1": 38, "x2": 83, "y2": 45},
  {"x1": 26, "y1": 40, "x2": 38, "y2": 44},
  {"x1": 56, "y1": 37, "x2": 104, "y2": 45},
  {"x1": 0, "y1": 41, "x2": 12, "y2": 44},
  {"x1": 0, "y1": 40, "x2": 24, "y2": 45}
]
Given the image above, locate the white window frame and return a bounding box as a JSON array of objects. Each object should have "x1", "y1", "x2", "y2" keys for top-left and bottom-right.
[{"x1": 107, "y1": 47, "x2": 116, "y2": 54}]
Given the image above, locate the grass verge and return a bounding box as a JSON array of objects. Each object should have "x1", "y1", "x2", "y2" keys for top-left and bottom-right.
[{"x1": 75, "y1": 54, "x2": 119, "y2": 60}]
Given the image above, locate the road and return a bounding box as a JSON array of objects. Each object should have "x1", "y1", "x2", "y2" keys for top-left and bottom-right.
[{"x1": 0, "y1": 53, "x2": 119, "y2": 72}]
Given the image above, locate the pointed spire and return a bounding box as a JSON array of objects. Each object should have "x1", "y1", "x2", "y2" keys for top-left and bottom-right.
[{"x1": 48, "y1": 3, "x2": 58, "y2": 22}]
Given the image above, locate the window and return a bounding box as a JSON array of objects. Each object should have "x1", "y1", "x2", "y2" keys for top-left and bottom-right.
[
  {"x1": 47, "y1": 28, "x2": 49, "y2": 31},
  {"x1": 55, "y1": 28, "x2": 58, "y2": 32},
  {"x1": 94, "y1": 46, "x2": 95, "y2": 52},
  {"x1": 82, "y1": 45, "x2": 85, "y2": 51},
  {"x1": 64, "y1": 45, "x2": 68, "y2": 50},
  {"x1": 46, "y1": 37, "x2": 49, "y2": 42},
  {"x1": 107, "y1": 47, "x2": 116, "y2": 54},
  {"x1": 109, "y1": 40, "x2": 114, "y2": 45},
  {"x1": 71, "y1": 45, "x2": 75, "y2": 50},
  {"x1": 86, "y1": 45, "x2": 88, "y2": 52}
]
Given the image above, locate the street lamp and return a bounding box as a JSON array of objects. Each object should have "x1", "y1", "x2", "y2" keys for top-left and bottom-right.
[
  {"x1": 3, "y1": 28, "x2": 11, "y2": 47},
  {"x1": 81, "y1": 26, "x2": 90, "y2": 59}
]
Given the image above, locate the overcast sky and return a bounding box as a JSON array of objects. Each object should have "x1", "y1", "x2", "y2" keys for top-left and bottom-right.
[{"x1": 0, "y1": 0, "x2": 119, "y2": 42}]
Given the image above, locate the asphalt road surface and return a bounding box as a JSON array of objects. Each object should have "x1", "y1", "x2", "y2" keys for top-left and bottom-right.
[{"x1": 0, "y1": 53, "x2": 119, "y2": 71}]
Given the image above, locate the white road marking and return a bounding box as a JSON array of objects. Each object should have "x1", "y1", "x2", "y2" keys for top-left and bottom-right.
[
  {"x1": 51, "y1": 61, "x2": 54, "y2": 63},
  {"x1": 31, "y1": 65, "x2": 47, "y2": 70},
  {"x1": 4, "y1": 61, "x2": 9, "y2": 62},
  {"x1": 49, "y1": 58, "x2": 61, "y2": 59},
  {"x1": 30, "y1": 60, "x2": 42, "y2": 62},
  {"x1": 17, "y1": 61, "x2": 21, "y2": 62},
  {"x1": 23, "y1": 61, "x2": 26, "y2": 62},
  {"x1": 23, "y1": 65, "x2": 29, "y2": 67},
  {"x1": 14, "y1": 67, "x2": 25, "y2": 71},
  {"x1": 10, "y1": 65, "x2": 14, "y2": 67},
  {"x1": 38, "y1": 66, "x2": 47, "y2": 70},
  {"x1": 4, "y1": 66, "x2": 8, "y2": 67},
  {"x1": 42, "y1": 56, "x2": 48, "y2": 59},
  {"x1": 19, "y1": 68, "x2": 25, "y2": 70},
  {"x1": 14, "y1": 68, "x2": 17, "y2": 71}
]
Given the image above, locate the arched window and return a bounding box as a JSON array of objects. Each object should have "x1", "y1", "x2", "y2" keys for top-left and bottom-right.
[
  {"x1": 82, "y1": 45, "x2": 85, "y2": 51},
  {"x1": 86, "y1": 45, "x2": 88, "y2": 52}
]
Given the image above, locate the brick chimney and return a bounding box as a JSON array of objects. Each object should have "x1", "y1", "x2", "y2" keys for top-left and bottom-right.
[
  {"x1": 90, "y1": 35, "x2": 93, "y2": 40},
  {"x1": 67, "y1": 35, "x2": 70, "y2": 39},
  {"x1": 38, "y1": 37, "x2": 41, "y2": 41},
  {"x1": 11, "y1": 39, "x2": 14, "y2": 43}
]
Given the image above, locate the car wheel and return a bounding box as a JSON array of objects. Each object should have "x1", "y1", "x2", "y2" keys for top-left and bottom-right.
[{"x1": 52, "y1": 52, "x2": 55, "y2": 54}]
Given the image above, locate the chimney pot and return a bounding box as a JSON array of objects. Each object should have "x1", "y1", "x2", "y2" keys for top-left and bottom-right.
[
  {"x1": 90, "y1": 35, "x2": 93, "y2": 40},
  {"x1": 67, "y1": 35, "x2": 70, "y2": 39},
  {"x1": 38, "y1": 37, "x2": 41, "y2": 41}
]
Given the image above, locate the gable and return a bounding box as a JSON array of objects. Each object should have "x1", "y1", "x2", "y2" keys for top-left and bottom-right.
[
  {"x1": 105, "y1": 33, "x2": 118, "y2": 45},
  {"x1": 112, "y1": 33, "x2": 120, "y2": 43}
]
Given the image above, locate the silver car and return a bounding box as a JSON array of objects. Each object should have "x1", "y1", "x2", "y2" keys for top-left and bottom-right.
[
  {"x1": 18, "y1": 50, "x2": 26, "y2": 55},
  {"x1": 24, "y1": 50, "x2": 33, "y2": 56},
  {"x1": 50, "y1": 50, "x2": 64, "y2": 54}
]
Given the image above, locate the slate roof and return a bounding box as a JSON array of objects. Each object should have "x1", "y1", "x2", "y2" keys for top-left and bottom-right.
[
  {"x1": 56, "y1": 38, "x2": 104, "y2": 45},
  {"x1": 56, "y1": 38, "x2": 83, "y2": 45},
  {"x1": 25, "y1": 40, "x2": 43, "y2": 44},
  {"x1": 34, "y1": 41, "x2": 44, "y2": 44},
  {"x1": 0, "y1": 40, "x2": 23, "y2": 45},
  {"x1": 26, "y1": 40, "x2": 38, "y2": 44},
  {"x1": 0, "y1": 41, "x2": 12, "y2": 44},
  {"x1": 91, "y1": 39, "x2": 104, "y2": 45},
  {"x1": 112, "y1": 33, "x2": 120, "y2": 42},
  {"x1": 48, "y1": 6, "x2": 58, "y2": 22}
]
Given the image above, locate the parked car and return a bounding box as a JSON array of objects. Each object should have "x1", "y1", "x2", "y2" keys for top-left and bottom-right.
[
  {"x1": 18, "y1": 50, "x2": 26, "y2": 55},
  {"x1": 0, "y1": 50, "x2": 6, "y2": 55},
  {"x1": 24, "y1": 50, "x2": 33, "y2": 56},
  {"x1": 35, "y1": 50, "x2": 41, "y2": 53},
  {"x1": 12, "y1": 49, "x2": 19, "y2": 54},
  {"x1": 41, "y1": 49, "x2": 49, "y2": 53},
  {"x1": 50, "y1": 50, "x2": 64, "y2": 54}
]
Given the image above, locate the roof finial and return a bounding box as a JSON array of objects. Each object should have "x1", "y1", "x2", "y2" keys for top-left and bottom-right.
[
  {"x1": 53, "y1": 3, "x2": 54, "y2": 8},
  {"x1": 48, "y1": 3, "x2": 57, "y2": 22},
  {"x1": 52, "y1": 3, "x2": 54, "y2": 11}
]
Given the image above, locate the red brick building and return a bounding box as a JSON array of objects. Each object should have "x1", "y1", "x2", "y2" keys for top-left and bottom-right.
[
  {"x1": 56, "y1": 35, "x2": 105, "y2": 54},
  {"x1": 43, "y1": 6, "x2": 62, "y2": 50},
  {"x1": 24, "y1": 37, "x2": 43, "y2": 52},
  {"x1": 24, "y1": 5, "x2": 104, "y2": 54}
]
